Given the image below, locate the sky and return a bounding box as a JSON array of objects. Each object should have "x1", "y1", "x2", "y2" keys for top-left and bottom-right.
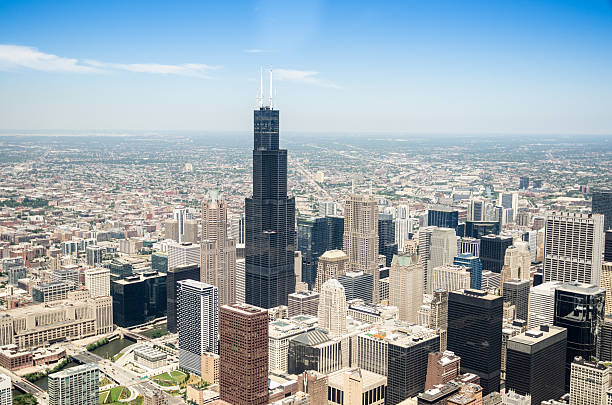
[{"x1": 1, "y1": 0, "x2": 611, "y2": 135}]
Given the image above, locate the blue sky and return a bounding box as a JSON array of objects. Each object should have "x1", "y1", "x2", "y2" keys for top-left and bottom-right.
[{"x1": 1, "y1": 0, "x2": 611, "y2": 135}]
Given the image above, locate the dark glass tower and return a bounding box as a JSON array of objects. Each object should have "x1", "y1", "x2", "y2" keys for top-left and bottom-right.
[
  {"x1": 245, "y1": 106, "x2": 296, "y2": 308},
  {"x1": 447, "y1": 289, "x2": 503, "y2": 395},
  {"x1": 378, "y1": 213, "x2": 397, "y2": 267},
  {"x1": 479, "y1": 235, "x2": 513, "y2": 273},
  {"x1": 553, "y1": 282, "x2": 605, "y2": 390},
  {"x1": 427, "y1": 208, "x2": 459, "y2": 233},
  {"x1": 592, "y1": 190, "x2": 612, "y2": 230},
  {"x1": 297, "y1": 216, "x2": 344, "y2": 289},
  {"x1": 166, "y1": 263, "x2": 200, "y2": 333}
]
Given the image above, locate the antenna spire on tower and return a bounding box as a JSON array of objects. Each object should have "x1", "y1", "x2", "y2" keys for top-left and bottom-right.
[
  {"x1": 258, "y1": 67, "x2": 263, "y2": 108},
  {"x1": 269, "y1": 69, "x2": 273, "y2": 109}
]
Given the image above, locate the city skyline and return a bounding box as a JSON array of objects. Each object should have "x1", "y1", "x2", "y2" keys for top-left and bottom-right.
[{"x1": 1, "y1": 0, "x2": 612, "y2": 134}]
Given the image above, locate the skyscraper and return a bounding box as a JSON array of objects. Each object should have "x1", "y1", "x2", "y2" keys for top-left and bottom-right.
[
  {"x1": 389, "y1": 254, "x2": 423, "y2": 323},
  {"x1": 543, "y1": 212, "x2": 604, "y2": 285},
  {"x1": 592, "y1": 190, "x2": 612, "y2": 231},
  {"x1": 468, "y1": 199, "x2": 486, "y2": 222},
  {"x1": 528, "y1": 281, "x2": 562, "y2": 329},
  {"x1": 428, "y1": 228, "x2": 458, "y2": 293},
  {"x1": 502, "y1": 242, "x2": 531, "y2": 282},
  {"x1": 0, "y1": 374, "x2": 10, "y2": 405},
  {"x1": 344, "y1": 193, "x2": 379, "y2": 302},
  {"x1": 554, "y1": 282, "x2": 605, "y2": 390},
  {"x1": 166, "y1": 263, "x2": 200, "y2": 333},
  {"x1": 112, "y1": 271, "x2": 167, "y2": 327},
  {"x1": 480, "y1": 235, "x2": 513, "y2": 273},
  {"x1": 167, "y1": 242, "x2": 200, "y2": 271},
  {"x1": 201, "y1": 193, "x2": 237, "y2": 306},
  {"x1": 49, "y1": 363, "x2": 99, "y2": 405},
  {"x1": 245, "y1": 105, "x2": 296, "y2": 309},
  {"x1": 338, "y1": 271, "x2": 373, "y2": 303},
  {"x1": 431, "y1": 265, "x2": 471, "y2": 293},
  {"x1": 84, "y1": 267, "x2": 110, "y2": 298},
  {"x1": 177, "y1": 279, "x2": 219, "y2": 376},
  {"x1": 298, "y1": 216, "x2": 344, "y2": 289},
  {"x1": 505, "y1": 325, "x2": 567, "y2": 405},
  {"x1": 570, "y1": 357, "x2": 610, "y2": 405},
  {"x1": 430, "y1": 289, "x2": 449, "y2": 351},
  {"x1": 315, "y1": 249, "x2": 349, "y2": 292},
  {"x1": 428, "y1": 207, "x2": 459, "y2": 233},
  {"x1": 605, "y1": 230, "x2": 612, "y2": 262},
  {"x1": 378, "y1": 213, "x2": 397, "y2": 267},
  {"x1": 395, "y1": 204, "x2": 411, "y2": 253},
  {"x1": 453, "y1": 253, "x2": 483, "y2": 290},
  {"x1": 502, "y1": 279, "x2": 530, "y2": 321},
  {"x1": 318, "y1": 279, "x2": 348, "y2": 338},
  {"x1": 447, "y1": 289, "x2": 503, "y2": 395},
  {"x1": 219, "y1": 303, "x2": 269, "y2": 405}
]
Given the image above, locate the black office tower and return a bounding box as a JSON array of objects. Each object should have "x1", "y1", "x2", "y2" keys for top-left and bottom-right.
[
  {"x1": 387, "y1": 333, "x2": 440, "y2": 404},
  {"x1": 519, "y1": 176, "x2": 530, "y2": 190},
  {"x1": 298, "y1": 216, "x2": 344, "y2": 289},
  {"x1": 447, "y1": 289, "x2": 503, "y2": 395},
  {"x1": 479, "y1": 235, "x2": 513, "y2": 273},
  {"x1": 112, "y1": 271, "x2": 167, "y2": 328},
  {"x1": 505, "y1": 325, "x2": 567, "y2": 405},
  {"x1": 378, "y1": 213, "x2": 397, "y2": 267},
  {"x1": 592, "y1": 190, "x2": 612, "y2": 231},
  {"x1": 245, "y1": 106, "x2": 296, "y2": 308},
  {"x1": 605, "y1": 230, "x2": 612, "y2": 262},
  {"x1": 503, "y1": 279, "x2": 530, "y2": 321},
  {"x1": 427, "y1": 208, "x2": 459, "y2": 233},
  {"x1": 166, "y1": 263, "x2": 200, "y2": 333},
  {"x1": 553, "y1": 282, "x2": 605, "y2": 390}
]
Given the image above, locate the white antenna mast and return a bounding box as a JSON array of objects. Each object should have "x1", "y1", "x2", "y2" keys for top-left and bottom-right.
[
  {"x1": 258, "y1": 67, "x2": 263, "y2": 108},
  {"x1": 352, "y1": 179, "x2": 355, "y2": 194},
  {"x1": 269, "y1": 69, "x2": 273, "y2": 109}
]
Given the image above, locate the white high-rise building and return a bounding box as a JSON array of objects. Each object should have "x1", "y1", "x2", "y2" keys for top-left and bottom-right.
[
  {"x1": 570, "y1": 357, "x2": 610, "y2": 405},
  {"x1": 0, "y1": 374, "x2": 11, "y2": 405},
  {"x1": 395, "y1": 204, "x2": 411, "y2": 253},
  {"x1": 389, "y1": 254, "x2": 423, "y2": 323},
  {"x1": 528, "y1": 281, "x2": 562, "y2": 329},
  {"x1": 543, "y1": 212, "x2": 604, "y2": 285},
  {"x1": 201, "y1": 193, "x2": 237, "y2": 306},
  {"x1": 431, "y1": 265, "x2": 471, "y2": 293},
  {"x1": 428, "y1": 228, "x2": 458, "y2": 293},
  {"x1": 502, "y1": 241, "x2": 531, "y2": 282},
  {"x1": 498, "y1": 192, "x2": 519, "y2": 222},
  {"x1": 168, "y1": 241, "x2": 200, "y2": 271},
  {"x1": 318, "y1": 279, "x2": 348, "y2": 338},
  {"x1": 177, "y1": 279, "x2": 219, "y2": 376},
  {"x1": 49, "y1": 363, "x2": 99, "y2": 405},
  {"x1": 468, "y1": 199, "x2": 486, "y2": 222},
  {"x1": 418, "y1": 226, "x2": 436, "y2": 293},
  {"x1": 343, "y1": 193, "x2": 379, "y2": 302},
  {"x1": 84, "y1": 267, "x2": 110, "y2": 298},
  {"x1": 173, "y1": 207, "x2": 188, "y2": 244}
]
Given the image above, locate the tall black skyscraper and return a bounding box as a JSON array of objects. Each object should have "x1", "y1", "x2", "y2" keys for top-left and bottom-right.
[
  {"x1": 166, "y1": 263, "x2": 200, "y2": 333},
  {"x1": 480, "y1": 235, "x2": 513, "y2": 273},
  {"x1": 553, "y1": 282, "x2": 605, "y2": 390},
  {"x1": 297, "y1": 216, "x2": 344, "y2": 289},
  {"x1": 245, "y1": 106, "x2": 296, "y2": 308},
  {"x1": 427, "y1": 208, "x2": 459, "y2": 233},
  {"x1": 378, "y1": 213, "x2": 397, "y2": 267},
  {"x1": 447, "y1": 289, "x2": 503, "y2": 395},
  {"x1": 605, "y1": 230, "x2": 612, "y2": 262},
  {"x1": 592, "y1": 190, "x2": 612, "y2": 230}
]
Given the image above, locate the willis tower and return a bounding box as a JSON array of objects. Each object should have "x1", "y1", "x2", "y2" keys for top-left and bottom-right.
[{"x1": 245, "y1": 72, "x2": 296, "y2": 308}]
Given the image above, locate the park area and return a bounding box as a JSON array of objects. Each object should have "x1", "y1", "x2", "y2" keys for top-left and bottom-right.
[
  {"x1": 151, "y1": 370, "x2": 188, "y2": 387},
  {"x1": 99, "y1": 386, "x2": 133, "y2": 404}
]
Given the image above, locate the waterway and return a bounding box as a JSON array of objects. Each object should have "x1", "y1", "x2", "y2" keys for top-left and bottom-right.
[
  {"x1": 90, "y1": 338, "x2": 135, "y2": 359},
  {"x1": 30, "y1": 360, "x2": 80, "y2": 391}
]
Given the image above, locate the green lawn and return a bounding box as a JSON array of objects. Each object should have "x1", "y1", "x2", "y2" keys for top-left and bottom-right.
[
  {"x1": 99, "y1": 386, "x2": 131, "y2": 403},
  {"x1": 140, "y1": 324, "x2": 168, "y2": 339},
  {"x1": 152, "y1": 370, "x2": 186, "y2": 386}
]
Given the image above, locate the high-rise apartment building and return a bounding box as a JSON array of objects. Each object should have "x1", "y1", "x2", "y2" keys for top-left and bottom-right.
[
  {"x1": 528, "y1": 281, "x2": 561, "y2": 329},
  {"x1": 453, "y1": 253, "x2": 483, "y2": 290},
  {"x1": 49, "y1": 363, "x2": 99, "y2": 405},
  {"x1": 418, "y1": 226, "x2": 436, "y2": 294},
  {"x1": 447, "y1": 289, "x2": 503, "y2": 395},
  {"x1": 344, "y1": 193, "x2": 380, "y2": 302},
  {"x1": 219, "y1": 303, "x2": 269, "y2": 405},
  {"x1": 86, "y1": 245, "x2": 104, "y2": 266},
  {"x1": 503, "y1": 279, "x2": 530, "y2": 321},
  {"x1": 318, "y1": 279, "x2": 348, "y2": 338},
  {"x1": 480, "y1": 235, "x2": 513, "y2": 273},
  {"x1": 177, "y1": 279, "x2": 218, "y2": 376},
  {"x1": 395, "y1": 204, "x2": 411, "y2": 253},
  {"x1": 543, "y1": 212, "x2": 604, "y2": 285},
  {"x1": 201, "y1": 193, "x2": 237, "y2": 306},
  {"x1": 166, "y1": 263, "x2": 200, "y2": 333},
  {"x1": 0, "y1": 374, "x2": 10, "y2": 405},
  {"x1": 389, "y1": 254, "x2": 423, "y2": 323},
  {"x1": 570, "y1": 357, "x2": 610, "y2": 405},
  {"x1": 554, "y1": 282, "x2": 605, "y2": 390},
  {"x1": 84, "y1": 267, "x2": 110, "y2": 298},
  {"x1": 603, "y1": 262, "x2": 612, "y2": 315},
  {"x1": 505, "y1": 325, "x2": 567, "y2": 405},
  {"x1": 236, "y1": 258, "x2": 245, "y2": 304},
  {"x1": 592, "y1": 190, "x2": 612, "y2": 231},
  {"x1": 245, "y1": 105, "x2": 296, "y2": 309}
]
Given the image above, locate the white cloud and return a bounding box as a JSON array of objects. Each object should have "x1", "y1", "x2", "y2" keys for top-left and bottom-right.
[
  {"x1": 0, "y1": 44, "x2": 100, "y2": 73},
  {"x1": 0, "y1": 44, "x2": 219, "y2": 77},
  {"x1": 273, "y1": 68, "x2": 340, "y2": 89},
  {"x1": 244, "y1": 49, "x2": 267, "y2": 53}
]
